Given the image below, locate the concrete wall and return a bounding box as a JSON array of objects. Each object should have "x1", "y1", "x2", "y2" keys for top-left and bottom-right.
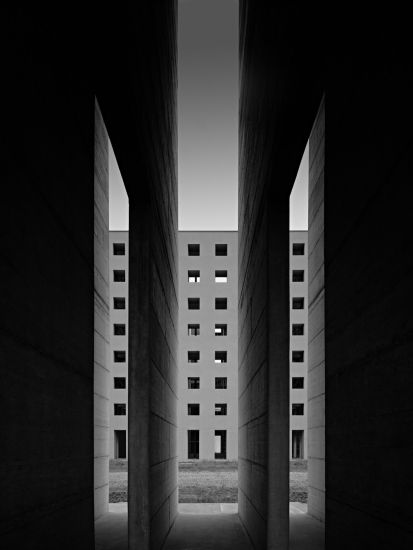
[
  {"x1": 178, "y1": 232, "x2": 238, "y2": 462},
  {"x1": 1, "y1": 8, "x2": 95, "y2": 547},
  {"x1": 307, "y1": 100, "x2": 325, "y2": 522},
  {"x1": 120, "y1": 5, "x2": 179, "y2": 550},
  {"x1": 109, "y1": 232, "x2": 129, "y2": 459},
  {"x1": 94, "y1": 101, "x2": 111, "y2": 520},
  {"x1": 324, "y1": 16, "x2": 413, "y2": 547}
]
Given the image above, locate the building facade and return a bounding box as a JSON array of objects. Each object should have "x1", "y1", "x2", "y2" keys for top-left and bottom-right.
[
  {"x1": 107, "y1": 229, "x2": 307, "y2": 462},
  {"x1": 178, "y1": 231, "x2": 238, "y2": 461},
  {"x1": 289, "y1": 231, "x2": 308, "y2": 459},
  {"x1": 109, "y1": 231, "x2": 129, "y2": 459}
]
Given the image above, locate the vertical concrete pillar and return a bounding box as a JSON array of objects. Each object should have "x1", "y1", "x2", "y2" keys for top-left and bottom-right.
[
  {"x1": 94, "y1": 100, "x2": 111, "y2": 520},
  {"x1": 128, "y1": 200, "x2": 151, "y2": 549},
  {"x1": 267, "y1": 196, "x2": 290, "y2": 550},
  {"x1": 307, "y1": 97, "x2": 325, "y2": 522}
]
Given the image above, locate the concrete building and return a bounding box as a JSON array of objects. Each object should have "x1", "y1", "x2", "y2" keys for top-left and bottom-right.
[
  {"x1": 289, "y1": 231, "x2": 308, "y2": 460},
  {"x1": 109, "y1": 231, "x2": 129, "y2": 459},
  {"x1": 4, "y1": 4, "x2": 413, "y2": 550},
  {"x1": 178, "y1": 232, "x2": 238, "y2": 461}
]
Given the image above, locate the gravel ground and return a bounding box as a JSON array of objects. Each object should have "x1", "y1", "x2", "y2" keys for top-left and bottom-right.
[{"x1": 109, "y1": 459, "x2": 308, "y2": 503}]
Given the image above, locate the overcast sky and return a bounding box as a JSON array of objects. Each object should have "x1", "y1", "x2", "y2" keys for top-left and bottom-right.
[{"x1": 109, "y1": 0, "x2": 307, "y2": 231}]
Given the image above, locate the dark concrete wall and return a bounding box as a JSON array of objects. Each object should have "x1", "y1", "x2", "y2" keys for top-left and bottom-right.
[
  {"x1": 307, "y1": 98, "x2": 325, "y2": 523},
  {"x1": 1, "y1": 8, "x2": 95, "y2": 549},
  {"x1": 324, "y1": 12, "x2": 413, "y2": 548},
  {"x1": 94, "y1": 5, "x2": 179, "y2": 550},
  {"x1": 94, "y1": 102, "x2": 110, "y2": 519},
  {"x1": 238, "y1": 3, "x2": 323, "y2": 548}
]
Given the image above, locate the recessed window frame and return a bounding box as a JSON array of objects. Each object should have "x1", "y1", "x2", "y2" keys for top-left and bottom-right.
[
  {"x1": 188, "y1": 351, "x2": 200, "y2": 363},
  {"x1": 292, "y1": 324, "x2": 304, "y2": 336},
  {"x1": 188, "y1": 377, "x2": 200, "y2": 389},
  {"x1": 215, "y1": 351, "x2": 227, "y2": 364},
  {"x1": 292, "y1": 243, "x2": 305, "y2": 256},
  {"x1": 292, "y1": 270, "x2": 305, "y2": 282},
  {"x1": 292, "y1": 403, "x2": 304, "y2": 415},
  {"x1": 188, "y1": 270, "x2": 200, "y2": 283},
  {"x1": 114, "y1": 297, "x2": 126, "y2": 309},
  {"x1": 292, "y1": 377, "x2": 304, "y2": 389},
  {"x1": 215, "y1": 324, "x2": 228, "y2": 336},
  {"x1": 215, "y1": 403, "x2": 227, "y2": 415},
  {"x1": 113, "y1": 242, "x2": 125, "y2": 256},
  {"x1": 114, "y1": 377, "x2": 127, "y2": 389},
  {"x1": 215, "y1": 244, "x2": 228, "y2": 256},
  {"x1": 215, "y1": 298, "x2": 227, "y2": 310},
  {"x1": 215, "y1": 377, "x2": 227, "y2": 389},
  {"x1": 188, "y1": 403, "x2": 200, "y2": 415},
  {"x1": 114, "y1": 403, "x2": 126, "y2": 415},
  {"x1": 215, "y1": 270, "x2": 228, "y2": 283},
  {"x1": 188, "y1": 324, "x2": 200, "y2": 336},
  {"x1": 188, "y1": 244, "x2": 200, "y2": 256},
  {"x1": 188, "y1": 298, "x2": 200, "y2": 310},
  {"x1": 114, "y1": 323, "x2": 126, "y2": 335},
  {"x1": 292, "y1": 297, "x2": 304, "y2": 310}
]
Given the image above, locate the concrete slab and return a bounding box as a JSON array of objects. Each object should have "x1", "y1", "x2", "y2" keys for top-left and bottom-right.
[
  {"x1": 94, "y1": 503, "x2": 324, "y2": 550},
  {"x1": 163, "y1": 512, "x2": 253, "y2": 550}
]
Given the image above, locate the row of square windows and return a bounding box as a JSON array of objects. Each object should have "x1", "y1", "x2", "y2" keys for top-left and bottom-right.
[
  {"x1": 112, "y1": 375, "x2": 304, "y2": 390},
  {"x1": 184, "y1": 243, "x2": 305, "y2": 257},
  {"x1": 184, "y1": 350, "x2": 305, "y2": 363},
  {"x1": 187, "y1": 269, "x2": 305, "y2": 284},
  {"x1": 186, "y1": 323, "x2": 306, "y2": 336},
  {"x1": 112, "y1": 322, "x2": 305, "y2": 337},
  {"x1": 112, "y1": 296, "x2": 306, "y2": 311},
  {"x1": 184, "y1": 403, "x2": 305, "y2": 416},
  {"x1": 113, "y1": 241, "x2": 304, "y2": 259},
  {"x1": 113, "y1": 402, "x2": 305, "y2": 416},
  {"x1": 185, "y1": 376, "x2": 304, "y2": 389},
  {"x1": 111, "y1": 350, "x2": 305, "y2": 363},
  {"x1": 111, "y1": 269, "x2": 304, "y2": 285}
]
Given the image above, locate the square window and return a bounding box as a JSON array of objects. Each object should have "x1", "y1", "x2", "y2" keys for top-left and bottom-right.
[
  {"x1": 292, "y1": 351, "x2": 304, "y2": 363},
  {"x1": 292, "y1": 297, "x2": 304, "y2": 309},
  {"x1": 215, "y1": 403, "x2": 227, "y2": 415},
  {"x1": 215, "y1": 351, "x2": 227, "y2": 363},
  {"x1": 114, "y1": 377, "x2": 126, "y2": 389},
  {"x1": 188, "y1": 351, "x2": 200, "y2": 363},
  {"x1": 114, "y1": 350, "x2": 126, "y2": 363},
  {"x1": 292, "y1": 377, "x2": 304, "y2": 389},
  {"x1": 188, "y1": 298, "x2": 200, "y2": 310},
  {"x1": 215, "y1": 244, "x2": 227, "y2": 256},
  {"x1": 114, "y1": 323, "x2": 126, "y2": 336},
  {"x1": 113, "y1": 243, "x2": 125, "y2": 255},
  {"x1": 188, "y1": 270, "x2": 200, "y2": 283},
  {"x1": 215, "y1": 377, "x2": 227, "y2": 389},
  {"x1": 188, "y1": 324, "x2": 200, "y2": 336},
  {"x1": 188, "y1": 430, "x2": 199, "y2": 459},
  {"x1": 215, "y1": 324, "x2": 227, "y2": 336},
  {"x1": 114, "y1": 403, "x2": 126, "y2": 415},
  {"x1": 113, "y1": 269, "x2": 126, "y2": 282},
  {"x1": 292, "y1": 243, "x2": 305, "y2": 255},
  {"x1": 188, "y1": 244, "x2": 200, "y2": 256},
  {"x1": 188, "y1": 377, "x2": 200, "y2": 389},
  {"x1": 292, "y1": 324, "x2": 304, "y2": 336},
  {"x1": 215, "y1": 270, "x2": 228, "y2": 283},
  {"x1": 114, "y1": 297, "x2": 126, "y2": 309},
  {"x1": 292, "y1": 270, "x2": 304, "y2": 282},
  {"x1": 215, "y1": 298, "x2": 227, "y2": 310},
  {"x1": 188, "y1": 403, "x2": 200, "y2": 415},
  {"x1": 292, "y1": 403, "x2": 304, "y2": 415}
]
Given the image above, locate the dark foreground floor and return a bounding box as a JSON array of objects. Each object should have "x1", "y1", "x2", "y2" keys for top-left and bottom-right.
[{"x1": 95, "y1": 503, "x2": 324, "y2": 550}]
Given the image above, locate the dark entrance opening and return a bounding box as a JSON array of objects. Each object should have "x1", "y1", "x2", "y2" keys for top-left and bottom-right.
[{"x1": 115, "y1": 430, "x2": 127, "y2": 459}]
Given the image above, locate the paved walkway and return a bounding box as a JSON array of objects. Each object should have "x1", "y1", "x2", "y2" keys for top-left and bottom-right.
[{"x1": 95, "y1": 503, "x2": 324, "y2": 550}]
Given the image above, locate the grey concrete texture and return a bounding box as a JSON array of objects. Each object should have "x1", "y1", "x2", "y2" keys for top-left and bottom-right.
[
  {"x1": 94, "y1": 101, "x2": 111, "y2": 520},
  {"x1": 307, "y1": 98, "x2": 325, "y2": 523},
  {"x1": 1, "y1": 8, "x2": 97, "y2": 548}
]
